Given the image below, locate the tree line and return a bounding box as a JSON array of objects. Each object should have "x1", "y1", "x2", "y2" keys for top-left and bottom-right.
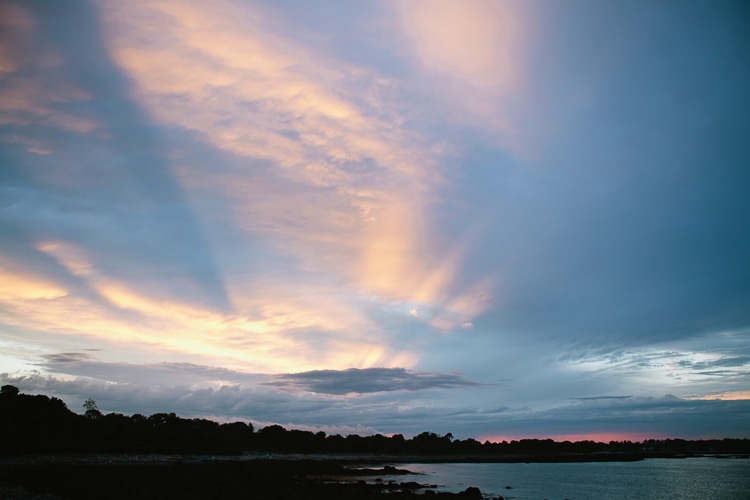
[{"x1": 2, "y1": 385, "x2": 748, "y2": 456}]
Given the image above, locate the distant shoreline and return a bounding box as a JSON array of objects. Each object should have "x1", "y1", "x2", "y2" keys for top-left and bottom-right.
[{"x1": 2, "y1": 450, "x2": 747, "y2": 465}]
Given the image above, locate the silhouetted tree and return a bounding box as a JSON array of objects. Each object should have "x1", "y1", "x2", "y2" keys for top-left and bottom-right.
[
  {"x1": 410, "y1": 431, "x2": 453, "y2": 453},
  {"x1": 256, "y1": 424, "x2": 290, "y2": 450},
  {"x1": 217, "y1": 421, "x2": 254, "y2": 450},
  {"x1": 82, "y1": 398, "x2": 102, "y2": 419},
  {"x1": 1, "y1": 385, "x2": 20, "y2": 397}
]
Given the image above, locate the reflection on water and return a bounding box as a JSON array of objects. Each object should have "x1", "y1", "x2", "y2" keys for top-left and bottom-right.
[{"x1": 385, "y1": 458, "x2": 750, "y2": 500}]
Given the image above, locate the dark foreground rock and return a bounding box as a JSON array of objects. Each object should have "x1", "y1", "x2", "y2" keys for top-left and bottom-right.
[{"x1": 0, "y1": 459, "x2": 488, "y2": 499}]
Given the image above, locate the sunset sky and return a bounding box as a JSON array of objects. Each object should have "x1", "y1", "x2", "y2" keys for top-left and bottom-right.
[{"x1": 1, "y1": 0, "x2": 749, "y2": 441}]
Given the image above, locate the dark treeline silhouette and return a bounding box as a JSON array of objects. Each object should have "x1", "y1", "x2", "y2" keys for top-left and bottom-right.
[
  {"x1": 0, "y1": 386, "x2": 253, "y2": 454},
  {"x1": 2, "y1": 386, "x2": 749, "y2": 457}
]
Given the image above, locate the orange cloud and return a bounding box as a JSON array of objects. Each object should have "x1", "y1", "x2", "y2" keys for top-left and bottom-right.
[
  {"x1": 688, "y1": 390, "x2": 750, "y2": 401},
  {"x1": 97, "y1": 0, "x2": 496, "y2": 335},
  {"x1": 0, "y1": 0, "x2": 507, "y2": 375},
  {"x1": 14, "y1": 240, "x2": 409, "y2": 373},
  {"x1": 37, "y1": 242, "x2": 95, "y2": 277},
  {"x1": 0, "y1": 265, "x2": 68, "y2": 301}
]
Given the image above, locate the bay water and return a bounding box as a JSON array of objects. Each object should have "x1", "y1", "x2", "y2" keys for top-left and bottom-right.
[{"x1": 385, "y1": 457, "x2": 750, "y2": 499}]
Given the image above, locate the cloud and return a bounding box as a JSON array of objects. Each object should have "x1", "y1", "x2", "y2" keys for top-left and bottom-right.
[
  {"x1": 391, "y1": 0, "x2": 532, "y2": 154},
  {"x1": 691, "y1": 356, "x2": 750, "y2": 370},
  {"x1": 97, "y1": 0, "x2": 498, "y2": 321},
  {"x1": 572, "y1": 396, "x2": 632, "y2": 401},
  {"x1": 34, "y1": 352, "x2": 478, "y2": 396},
  {"x1": 267, "y1": 367, "x2": 479, "y2": 395},
  {"x1": 0, "y1": 263, "x2": 68, "y2": 300},
  {"x1": 0, "y1": 246, "x2": 417, "y2": 372},
  {"x1": 0, "y1": 0, "x2": 497, "y2": 364},
  {"x1": 0, "y1": 0, "x2": 231, "y2": 312},
  {"x1": 560, "y1": 339, "x2": 750, "y2": 380},
  {"x1": 41, "y1": 352, "x2": 94, "y2": 365},
  {"x1": 690, "y1": 390, "x2": 750, "y2": 402},
  {"x1": 35, "y1": 352, "x2": 479, "y2": 396},
  {"x1": 36, "y1": 353, "x2": 263, "y2": 387},
  {"x1": 397, "y1": 0, "x2": 524, "y2": 89}
]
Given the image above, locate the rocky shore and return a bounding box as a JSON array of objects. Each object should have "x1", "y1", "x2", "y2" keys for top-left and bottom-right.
[{"x1": 0, "y1": 458, "x2": 498, "y2": 499}]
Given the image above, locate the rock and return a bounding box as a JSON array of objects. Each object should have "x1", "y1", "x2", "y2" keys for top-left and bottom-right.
[
  {"x1": 458, "y1": 486, "x2": 483, "y2": 499},
  {"x1": 399, "y1": 481, "x2": 423, "y2": 490}
]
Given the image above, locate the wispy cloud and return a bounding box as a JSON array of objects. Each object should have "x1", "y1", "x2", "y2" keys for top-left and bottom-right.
[{"x1": 0, "y1": 0, "x2": 498, "y2": 371}]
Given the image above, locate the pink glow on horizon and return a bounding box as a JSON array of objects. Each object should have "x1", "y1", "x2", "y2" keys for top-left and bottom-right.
[{"x1": 476, "y1": 431, "x2": 672, "y2": 444}]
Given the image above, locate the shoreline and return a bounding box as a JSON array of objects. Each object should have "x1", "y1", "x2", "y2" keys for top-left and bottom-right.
[
  {"x1": 1, "y1": 453, "x2": 746, "y2": 499},
  {"x1": 0, "y1": 458, "x2": 479, "y2": 500}
]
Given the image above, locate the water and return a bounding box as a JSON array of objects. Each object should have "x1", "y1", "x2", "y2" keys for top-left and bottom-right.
[{"x1": 384, "y1": 458, "x2": 750, "y2": 499}]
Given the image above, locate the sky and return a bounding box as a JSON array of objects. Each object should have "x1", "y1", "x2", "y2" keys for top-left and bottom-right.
[{"x1": 1, "y1": 0, "x2": 749, "y2": 442}]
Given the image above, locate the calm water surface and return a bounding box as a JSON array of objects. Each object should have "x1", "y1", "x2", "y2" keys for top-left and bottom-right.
[{"x1": 386, "y1": 458, "x2": 750, "y2": 499}]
